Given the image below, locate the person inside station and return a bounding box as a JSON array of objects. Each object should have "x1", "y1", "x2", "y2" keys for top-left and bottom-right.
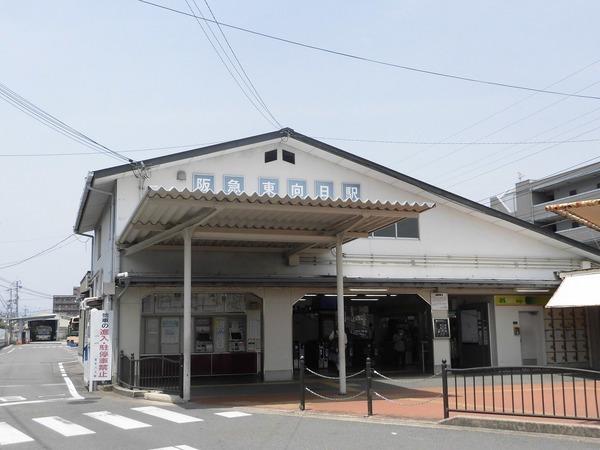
[
  {"x1": 392, "y1": 327, "x2": 407, "y2": 369},
  {"x1": 328, "y1": 326, "x2": 348, "y2": 372}
]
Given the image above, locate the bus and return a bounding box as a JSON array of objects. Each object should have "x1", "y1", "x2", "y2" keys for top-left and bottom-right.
[
  {"x1": 33, "y1": 325, "x2": 53, "y2": 341},
  {"x1": 67, "y1": 317, "x2": 79, "y2": 346}
]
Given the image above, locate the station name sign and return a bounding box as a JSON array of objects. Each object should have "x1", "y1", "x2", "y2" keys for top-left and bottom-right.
[{"x1": 192, "y1": 173, "x2": 362, "y2": 201}]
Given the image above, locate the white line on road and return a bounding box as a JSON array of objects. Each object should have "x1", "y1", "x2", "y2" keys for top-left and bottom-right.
[
  {"x1": 0, "y1": 347, "x2": 15, "y2": 356},
  {"x1": 84, "y1": 411, "x2": 152, "y2": 430},
  {"x1": 132, "y1": 406, "x2": 203, "y2": 424},
  {"x1": 33, "y1": 416, "x2": 95, "y2": 437},
  {"x1": 149, "y1": 446, "x2": 198, "y2": 450},
  {"x1": 0, "y1": 398, "x2": 69, "y2": 407},
  {"x1": 0, "y1": 422, "x2": 35, "y2": 445},
  {"x1": 58, "y1": 362, "x2": 83, "y2": 400},
  {"x1": 214, "y1": 411, "x2": 252, "y2": 418},
  {"x1": 0, "y1": 396, "x2": 26, "y2": 402}
]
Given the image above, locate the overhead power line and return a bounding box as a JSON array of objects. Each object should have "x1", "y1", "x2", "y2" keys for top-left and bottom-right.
[
  {"x1": 139, "y1": 0, "x2": 600, "y2": 101},
  {"x1": 200, "y1": 0, "x2": 282, "y2": 128},
  {"x1": 476, "y1": 154, "x2": 600, "y2": 205},
  {"x1": 401, "y1": 59, "x2": 600, "y2": 167},
  {"x1": 439, "y1": 107, "x2": 600, "y2": 186},
  {"x1": 0, "y1": 82, "x2": 132, "y2": 163},
  {"x1": 316, "y1": 137, "x2": 600, "y2": 146},
  {"x1": 0, "y1": 141, "x2": 221, "y2": 158},
  {"x1": 448, "y1": 122, "x2": 600, "y2": 189},
  {"x1": 0, "y1": 234, "x2": 78, "y2": 270},
  {"x1": 182, "y1": 0, "x2": 280, "y2": 129}
]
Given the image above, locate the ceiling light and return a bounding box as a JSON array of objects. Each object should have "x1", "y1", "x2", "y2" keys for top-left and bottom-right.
[
  {"x1": 515, "y1": 288, "x2": 550, "y2": 293},
  {"x1": 349, "y1": 288, "x2": 388, "y2": 292},
  {"x1": 350, "y1": 298, "x2": 380, "y2": 302}
]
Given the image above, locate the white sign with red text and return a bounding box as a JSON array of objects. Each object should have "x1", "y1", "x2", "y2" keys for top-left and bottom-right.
[{"x1": 89, "y1": 309, "x2": 113, "y2": 381}]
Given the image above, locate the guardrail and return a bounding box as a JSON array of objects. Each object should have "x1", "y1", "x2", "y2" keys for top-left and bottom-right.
[
  {"x1": 118, "y1": 351, "x2": 183, "y2": 397},
  {"x1": 441, "y1": 361, "x2": 600, "y2": 421}
]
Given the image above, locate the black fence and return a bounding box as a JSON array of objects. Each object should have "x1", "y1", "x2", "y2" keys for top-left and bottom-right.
[
  {"x1": 118, "y1": 351, "x2": 183, "y2": 397},
  {"x1": 442, "y1": 361, "x2": 600, "y2": 422},
  {"x1": 299, "y1": 356, "x2": 440, "y2": 415}
]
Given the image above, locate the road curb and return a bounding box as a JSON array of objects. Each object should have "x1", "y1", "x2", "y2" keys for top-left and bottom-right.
[
  {"x1": 111, "y1": 384, "x2": 184, "y2": 403},
  {"x1": 440, "y1": 415, "x2": 600, "y2": 439}
]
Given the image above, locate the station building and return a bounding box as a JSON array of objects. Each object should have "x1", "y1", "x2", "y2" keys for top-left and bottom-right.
[{"x1": 73, "y1": 129, "x2": 600, "y2": 398}]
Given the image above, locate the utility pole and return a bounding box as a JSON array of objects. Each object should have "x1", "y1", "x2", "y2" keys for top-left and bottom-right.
[
  {"x1": 7, "y1": 288, "x2": 13, "y2": 343},
  {"x1": 15, "y1": 281, "x2": 22, "y2": 344}
]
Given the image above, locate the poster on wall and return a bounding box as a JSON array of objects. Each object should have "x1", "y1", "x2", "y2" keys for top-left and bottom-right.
[
  {"x1": 433, "y1": 318, "x2": 451, "y2": 339},
  {"x1": 431, "y1": 293, "x2": 448, "y2": 311},
  {"x1": 89, "y1": 309, "x2": 113, "y2": 381}
]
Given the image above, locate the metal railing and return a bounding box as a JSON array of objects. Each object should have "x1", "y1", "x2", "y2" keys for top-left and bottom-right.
[
  {"x1": 442, "y1": 360, "x2": 600, "y2": 421},
  {"x1": 118, "y1": 351, "x2": 183, "y2": 397},
  {"x1": 299, "y1": 356, "x2": 441, "y2": 415}
]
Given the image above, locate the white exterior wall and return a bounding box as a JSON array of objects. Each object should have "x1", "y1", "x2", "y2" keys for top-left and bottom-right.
[
  {"x1": 91, "y1": 198, "x2": 116, "y2": 295},
  {"x1": 119, "y1": 288, "x2": 143, "y2": 357},
  {"x1": 494, "y1": 304, "x2": 545, "y2": 366},
  {"x1": 261, "y1": 288, "x2": 305, "y2": 381}
]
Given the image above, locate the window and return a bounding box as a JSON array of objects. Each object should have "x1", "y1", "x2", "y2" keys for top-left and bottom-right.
[
  {"x1": 371, "y1": 218, "x2": 419, "y2": 239},
  {"x1": 282, "y1": 150, "x2": 295, "y2": 164},
  {"x1": 264, "y1": 149, "x2": 277, "y2": 163},
  {"x1": 96, "y1": 226, "x2": 102, "y2": 260},
  {"x1": 569, "y1": 189, "x2": 577, "y2": 196}
]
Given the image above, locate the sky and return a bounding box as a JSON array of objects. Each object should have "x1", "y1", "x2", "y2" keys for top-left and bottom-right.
[{"x1": 1, "y1": 1, "x2": 599, "y2": 313}]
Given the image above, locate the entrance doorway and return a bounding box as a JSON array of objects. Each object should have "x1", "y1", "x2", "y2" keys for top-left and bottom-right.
[
  {"x1": 519, "y1": 311, "x2": 542, "y2": 365},
  {"x1": 449, "y1": 297, "x2": 492, "y2": 368},
  {"x1": 292, "y1": 294, "x2": 434, "y2": 374}
]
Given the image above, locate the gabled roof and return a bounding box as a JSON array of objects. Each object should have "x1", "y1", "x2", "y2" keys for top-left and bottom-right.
[{"x1": 74, "y1": 128, "x2": 600, "y2": 258}]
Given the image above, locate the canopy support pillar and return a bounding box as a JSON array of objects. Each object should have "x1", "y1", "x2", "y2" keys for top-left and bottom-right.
[
  {"x1": 336, "y1": 235, "x2": 346, "y2": 395},
  {"x1": 182, "y1": 228, "x2": 192, "y2": 402}
]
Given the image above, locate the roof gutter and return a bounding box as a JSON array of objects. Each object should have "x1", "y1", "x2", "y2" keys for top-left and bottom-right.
[{"x1": 73, "y1": 172, "x2": 95, "y2": 234}]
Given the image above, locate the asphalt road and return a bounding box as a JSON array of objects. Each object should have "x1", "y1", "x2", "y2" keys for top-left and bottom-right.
[{"x1": 1, "y1": 343, "x2": 599, "y2": 450}]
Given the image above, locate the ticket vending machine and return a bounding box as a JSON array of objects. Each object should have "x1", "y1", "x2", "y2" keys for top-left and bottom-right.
[
  {"x1": 228, "y1": 319, "x2": 245, "y2": 352},
  {"x1": 195, "y1": 318, "x2": 213, "y2": 353}
]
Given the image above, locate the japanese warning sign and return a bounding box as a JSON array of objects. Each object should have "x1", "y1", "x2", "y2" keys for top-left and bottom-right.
[{"x1": 89, "y1": 309, "x2": 113, "y2": 381}]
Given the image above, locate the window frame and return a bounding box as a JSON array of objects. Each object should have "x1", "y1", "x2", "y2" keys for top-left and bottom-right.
[{"x1": 369, "y1": 217, "x2": 420, "y2": 240}]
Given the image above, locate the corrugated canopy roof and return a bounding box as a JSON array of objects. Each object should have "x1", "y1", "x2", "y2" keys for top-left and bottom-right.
[
  {"x1": 117, "y1": 188, "x2": 434, "y2": 256},
  {"x1": 546, "y1": 199, "x2": 600, "y2": 232}
]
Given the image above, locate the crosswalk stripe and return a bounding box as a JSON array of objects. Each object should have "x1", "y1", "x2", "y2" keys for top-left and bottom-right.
[
  {"x1": 33, "y1": 416, "x2": 95, "y2": 436},
  {"x1": 132, "y1": 406, "x2": 203, "y2": 424},
  {"x1": 148, "y1": 446, "x2": 198, "y2": 450},
  {"x1": 214, "y1": 411, "x2": 251, "y2": 418},
  {"x1": 84, "y1": 411, "x2": 152, "y2": 430},
  {"x1": 0, "y1": 422, "x2": 35, "y2": 445}
]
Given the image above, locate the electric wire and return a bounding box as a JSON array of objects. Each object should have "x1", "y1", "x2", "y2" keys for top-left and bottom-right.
[
  {"x1": 0, "y1": 235, "x2": 77, "y2": 270},
  {"x1": 397, "y1": 58, "x2": 600, "y2": 165},
  {"x1": 183, "y1": 0, "x2": 279, "y2": 129},
  {"x1": 441, "y1": 109, "x2": 600, "y2": 186},
  {"x1": 0, "y1": 141, "x2": 221, "y2": 158},
  {"x1": 412, "y1": 77, "x2": 600, "y2": 174},
  {"x1": 199, "y1": 0, "x2": 282, "y2": 128},
  {"x1": 476, "y1": 154, "x2": 600, "y2": 205},
  {"x1": 138, "y1": 0, "x2": 600, "y2": 101},
  {"x1": 315, "y1": 136, "x2": 600, "y2": 146},
  {"x1": 0, "y1": 82, "x2": 131, "y2": 163},
  {"x1": 448, "y1": 123, "x2": 600, "y2": 189}
]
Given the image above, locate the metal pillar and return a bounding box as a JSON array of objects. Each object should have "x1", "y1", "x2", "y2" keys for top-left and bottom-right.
[
  {"x1": 336, "y1": 236, "x2": 346, "y2": 394},
  {"x1": 182, "y1": 229, "x2": 192, "y2": 401}
]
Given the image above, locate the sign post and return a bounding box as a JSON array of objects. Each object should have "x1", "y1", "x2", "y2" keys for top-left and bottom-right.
[{"x1": 88, "y1": 309, "x2": 113, "y2": 392}]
